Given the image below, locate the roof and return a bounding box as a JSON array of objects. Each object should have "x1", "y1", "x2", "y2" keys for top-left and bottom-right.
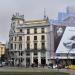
[{"x1": 24, "y1": 19, "x2": 49, "y2": 25}]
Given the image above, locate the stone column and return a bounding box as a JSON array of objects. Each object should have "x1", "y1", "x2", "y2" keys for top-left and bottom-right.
[
  {"x1": 38, "y1": 52, "x2": 41, "y2": 66},
  {"x1": 30, "y1": 52, "x2": 34, "y2": 65},
  {"x1": 23, "y1": 52, "x2": 26, "y2": 67},
  {"x1": 14, "y1": 58, "x2": 15, "y2": 66},
  {"x1": 46, "y1": 51, "x2": 50, "y2": 65}
]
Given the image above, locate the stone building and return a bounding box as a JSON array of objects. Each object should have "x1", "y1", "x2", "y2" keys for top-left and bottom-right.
[
  {"x1": 9, "y1": 13, "x2": 54, "y2": 67},
  {"x1": 0, "y1": 42, "x2": 5, "y2": 57}
]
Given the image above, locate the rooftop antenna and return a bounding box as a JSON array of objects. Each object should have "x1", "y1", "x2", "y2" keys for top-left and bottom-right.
[{"x1": 44, "y1": 8, "x2": 47, "y2": 20}]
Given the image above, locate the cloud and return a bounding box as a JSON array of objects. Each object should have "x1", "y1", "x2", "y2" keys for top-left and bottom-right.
[{"x1": 0, "y1": 0, "x2": 75, "y2": 43}]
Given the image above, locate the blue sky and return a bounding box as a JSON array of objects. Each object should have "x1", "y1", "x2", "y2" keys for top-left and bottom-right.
[{"x1": 0, "y1": 0, "x2": 75, "y2": 43}]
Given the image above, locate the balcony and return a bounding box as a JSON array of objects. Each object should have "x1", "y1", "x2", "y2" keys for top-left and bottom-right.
[
  {"x1": 13, "y1": 40, "x2": 22, "y2": 43},
  {"x1": 16, "y1": 32, "x2": 25, "y2": 35},
  {"x1": 9, "y1": 49, "x2": 24, "y2": 52},
  {"x1": 38, "y1": 48, "x2": 47, "y2": 52},
  {"x1": 25, "y1": 48, "x2": 47, "y2": 52},
  {"x1": 33, "y1": 40, "x2": 38, "y2": 42},
  {"x1": 16, "y1": 55, "x2": 23, "y2": 58},
  {"x1": 40, "y1": 40, "x2": 45, "y2": 42},
  {"x1": 13, "y1": 41, "x2": 22, "y2": 43},
  {"x1": 25, "y1": 49, "x2": 30, "y2": 52},
  {"x1": 11, "y1": 55, "x2": 23, "y2": 59},
  {"x1": 9, "y1": 49, "x2": 16, "y2": 52},
  {"x1": 26, "y1": 41, "x2": 30, "y2": 43}
]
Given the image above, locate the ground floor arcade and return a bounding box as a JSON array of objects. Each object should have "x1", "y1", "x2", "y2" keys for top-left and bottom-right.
[{"x1": 9, "y1": 51, "x2": 51, "y2": 67}]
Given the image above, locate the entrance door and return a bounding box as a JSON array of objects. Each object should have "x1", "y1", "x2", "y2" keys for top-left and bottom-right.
[
  {"x1": 34, "y1": 58, "x2": 38, "y2": 67},
  {"x1": 11, "y1": 58, "x2": 14, "y2": 66},
  {"x1": 41, "y1": 57, "x2": 46, "y2": 66},
  {"x1": 26, "y1": 58, "x2": 30, "y2": 67}
]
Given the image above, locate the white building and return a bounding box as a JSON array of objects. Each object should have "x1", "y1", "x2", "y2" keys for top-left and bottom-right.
[{"x1": 9, "y1": 13, "x2": 54, "y2": 67}]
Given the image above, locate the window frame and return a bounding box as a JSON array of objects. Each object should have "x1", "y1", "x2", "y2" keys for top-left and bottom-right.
[
  {"x1": 27, "y1": 29, "x2": 30, "y2": 34},
  {"x1": 34, "y1": 28, "x2": 37, "y2": 34}
]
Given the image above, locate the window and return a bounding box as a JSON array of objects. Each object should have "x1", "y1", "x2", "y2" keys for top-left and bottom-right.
[
  {"x1": 19, "y1": 36, "x2": 22, "y2": 41},
  {"x1": 19, "y1": 59, "x2": 20, "y2": 63},
  {"x1": 21, "y1": 58, "x2": 23, "y2": 62},
  {"x1": 14, "y1": 44, "x2": 16, "y2": 49},
  {"x1": 41, "y1": 28, "x2": 45, "y2": 33},
  {"x1": 19, "y1": 43, "x2": 22, "y2": 50},
  {"x1": 34, "y1": 43, "x2": 37, "y2": 49},
  {"x1": 27, "y1": 29, "x2": 30, "y2": 34},
  {"x1": 34, "y1": 51, "x2": 37, "y2": 55},
  {"x1": 34, "y1": 36, "x2": 37, "y2": 40},
  {"x1": 10, "y1": 44, "x2": 13, "y2": 49},
  {"x1": 11, "y1": 37, "x2": 13, "y2": 41},
  {"x1": 18, "y1": 20, "x2": 19, "y2": 24},
  {"x1": 27, "y1": 36, "x2": 30, "y2": 41},
  {"x1": 13, "y1": 22, "x2": 15, "y2": 25},
  {"x1": 41, "y1": 52, "x2": 45, "y2": 57},
  {"x1": 10, "y1": 37, "x2": 13, "y2": 41},
  {"x1": 41, "y1": 43, "x2": 45, "y2": 49},
  {"x1": 19, "y1": 52, "x2": 20, "y2": 56},
  {"x1": 34, "y1": 28, "x2": 37, "y2": 33},
  {"x1": 15, "y1": 37, "x2": 16, "y2": 41},
  {"x1": 19, "y1": 52, "x2": 23, "y2": 56},
  {"x1": 21, "y1": 52, "x2": 23, "y2": 56},
  {"x1": 41, "y1": 35, "x2": 45, "y2": 40},
  {"x1": 26, "y1": 52, "x2": 30, "y2": 56},
  {"x1": 20, "y1": 29, "x2": 22, "y2": 32},
  {"x1": 1, "y1": 47, "x2": 3, "y2": 50},
  {"x1": 27, "y1": 43, "x2": 30, "y2": 49}
]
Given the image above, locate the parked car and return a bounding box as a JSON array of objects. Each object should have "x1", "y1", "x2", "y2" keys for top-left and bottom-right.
[
  {"x1": 2, "y1": 62, "x2": 6, "y2": 66},
  {"x1": 0, "y1": 61, "x2": 6, "y2": 67},
  {"x1": 0, "y1": 63, "x2": 2, "y2": 67},
  {"x1": 57, "y1": 64, "x2": 65, "y2": 69},
  {"x1": 65, "y1": 65, "x2": 75, "y2": 70}
]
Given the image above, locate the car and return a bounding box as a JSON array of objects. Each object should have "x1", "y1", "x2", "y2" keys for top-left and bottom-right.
[
  {"x1": 0, "y1": 63, "x2": 3, "y2": 67},
  {"x1": 2, "y1": 62, "x2": 6, "y2": 66},
  {"x1": 65, "y1": 65, "x2": 75, "y2": 70}
]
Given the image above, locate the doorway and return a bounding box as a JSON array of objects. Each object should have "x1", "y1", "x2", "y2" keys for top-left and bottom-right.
[
  {"x1": 33, "y1": 58, "x2": 38, "y2": 67},
  {"x1": 41, "y1": 57, "x2": 46, "y2": 66},
  {"x1": 26, "y1": 58, "x2": 30, "y2": 67}
]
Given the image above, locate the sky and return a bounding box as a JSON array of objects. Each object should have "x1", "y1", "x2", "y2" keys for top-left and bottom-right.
[{"x1": 0, "y1": 0, "x2": 75, "y2": 43}]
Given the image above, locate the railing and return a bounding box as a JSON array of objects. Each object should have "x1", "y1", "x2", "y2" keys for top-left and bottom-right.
[
  {"x1": 9, "y1": 49, "x2": 24, "y2": 52},
  {"x1": 16, "y1": 32, "x2": 25, "y2": 35},
  {"x1": 26, "y1": 41, "x2": 30, "y2": 43},
  {"x1": 33, "y1": 40, "x2": 38, "y2": 42},
  {"x1": 25, "y1": 48, "x2": 47, "y2": 52}
]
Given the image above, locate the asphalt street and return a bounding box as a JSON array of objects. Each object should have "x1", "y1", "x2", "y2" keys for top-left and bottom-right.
[{"x1": 0, "y1": 67, "x2": 74, "y2": 75}]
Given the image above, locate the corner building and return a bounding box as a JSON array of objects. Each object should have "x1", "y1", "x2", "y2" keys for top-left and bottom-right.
[{"x1": 9, "y1": 13, "x2": 54, "y2": 67}]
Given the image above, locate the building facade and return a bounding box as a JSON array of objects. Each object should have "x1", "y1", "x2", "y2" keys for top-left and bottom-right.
[
  {"x1": 0, "y1": 42, "x2": 5, "y2": 57},
  {"x1": 9, "y1": 13, "x2": 54, "y2": 67},
  {"x1": 51, "y1": 7, "x2": 75, "y2": 65}
]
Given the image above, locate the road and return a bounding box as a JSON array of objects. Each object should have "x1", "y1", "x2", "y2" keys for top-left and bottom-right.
[{"x1": 0, "y1": 67, "x2": 74, "y2": 75}]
